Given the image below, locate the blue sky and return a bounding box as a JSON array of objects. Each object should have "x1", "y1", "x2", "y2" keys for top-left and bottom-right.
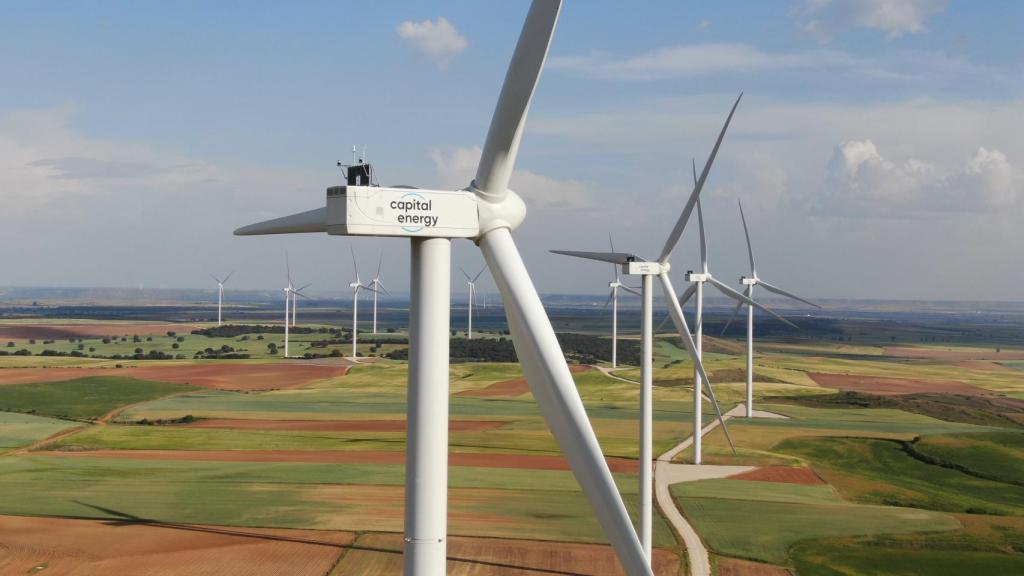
[{"x1": 1, "y1": 1, "x2": 1022, "y2": 301}]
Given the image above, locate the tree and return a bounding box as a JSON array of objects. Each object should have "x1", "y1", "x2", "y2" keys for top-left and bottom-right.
[
  {"x1": 176, "y1": 336, "x2": 184, "y2": 342},
  {"x1": 134, "y1": 347, "x2": 143, "y2": 354},
  {"x1": 167, "y1": 331, "x2": 176, "y2": 337},
  {"x1": 172, "y1": 343, "x2": 180, "y2": 349},
  {"x1": 5, "y1": 342, "x2": 13, "y2": 347},
  {"x1": 102, "y1": 337, "x2": 111, "y2": 344}
]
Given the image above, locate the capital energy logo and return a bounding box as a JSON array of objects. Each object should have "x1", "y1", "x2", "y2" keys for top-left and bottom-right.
[{"x1": 392, "y1": 192, "x2": 438, "y2": 233}]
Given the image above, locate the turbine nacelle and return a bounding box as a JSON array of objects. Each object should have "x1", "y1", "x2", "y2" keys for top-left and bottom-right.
[{"x1": 741, "y1": 276, "x2": 759, "y2": 286}]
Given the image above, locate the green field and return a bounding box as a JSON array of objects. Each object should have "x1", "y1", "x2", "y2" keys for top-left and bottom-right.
[
  {"x1": 0, "y1": 376, "x2": 198, "y2": 420},
  {"x1": 0, "y1": 455, "x2": 675, "y2": 546},
  {"x1": 672, "y1": 478, "x2": 959, "y2": 564},
  {"x1": 0, "y1": 412, "x2": 80, "y2": 451}
]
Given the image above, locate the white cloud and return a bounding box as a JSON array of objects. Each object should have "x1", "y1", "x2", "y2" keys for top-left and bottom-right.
[
  {"x1": 430, "y1": 146, "x2": 591, "y2": 210},
  {"x1": 821, "y1": 139, "x2": 1022, "y2": 216},
  {"x1": 549, "y1": 43, "x2": 854, "y2": 81},
  {"x1": 396, "y1": 17, "x2": 467, "y2": 69},
  {"x1": 794, "y1": 0, "x2": 948, "y2": 40}
]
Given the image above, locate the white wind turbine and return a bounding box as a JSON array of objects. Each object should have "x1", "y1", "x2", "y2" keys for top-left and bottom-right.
[
  {"x1": 370, "y1": 251, "x2": 389, "y2": 334},
  {"x1": 286, "y1": 255, "x2": 312, "y2": 327},
  {"x1": 459, "y1": 265, "x2": 487, "y2": 339},
  {"x1": 553, "y1": 93, "x2": 751, "y2": 562},
  {"x1": 677, "y1": 190, "x2": 795, "y2": 464},
  {"x1": 605, "y1": 235, "x2": 641, "y2": 369},
  {"x1": 721, "y1": 198, "x2": 820, "y2": 417},
  {"x1": 348, "y1": 247, "x2": 376, "y2": 359},
  {"x1": 211, "y1": 271, "x2": 233, "y2": 326},
  {"x1": 235, "y1": 2, "x2": 657, "y2": 573}
]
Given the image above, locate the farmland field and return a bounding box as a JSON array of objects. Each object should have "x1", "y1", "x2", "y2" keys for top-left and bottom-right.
[{"x1": 1, "y1": 307, "x2": 1023, "y2": 574}]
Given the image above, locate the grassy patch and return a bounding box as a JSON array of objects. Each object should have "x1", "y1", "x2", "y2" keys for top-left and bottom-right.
[
  {"x1": 790, "y1": 538, "x2": 1024, "y2": 575},
  {"x1": 776, "y1": 436, "x2": 1024, "y2": 515},
  {"x1": 910, "y1": 431, "x2": 1024, "y2": 485},
  {"x1": 0, "y1": 412, "x2": 80, "y2": 450},
  {"x1": 0, "y1": 377, "x2": 198, "y2": 420},
  {"x1": 672, "y1": 478, "x2": 957, "y2": 564},
  {"x1": 770, "y1": 390, "x2": 1024, "y2": 429}
]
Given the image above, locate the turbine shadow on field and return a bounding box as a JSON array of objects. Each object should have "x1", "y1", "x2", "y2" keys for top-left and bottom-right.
[{"x1": 70, "y1": 501, "x2": 596, "y2": 574}]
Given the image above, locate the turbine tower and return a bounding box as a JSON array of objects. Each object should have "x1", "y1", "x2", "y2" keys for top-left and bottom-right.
[
  {"x1": 553, "y1": 93, "x2": 753, "y2": 562},
  {"x1": 722, "y1": 198, "x2": 820, "y2": 417},
  {"x1": 460, "y1": 265, "x2": 487, "y2": 339},
  {"x1": 234, "y1": 2, "x2": 657, "y2": 573},
  {"x1": 370, "y1": 251, "x2": 389, "y2": 334},
  {"x1": 211, "y1": 271, "x2": 233, "y2": 326},
  {"x1": 349, "y1": 247, "x2": 376, "y2": 359},
  {"x1": 282, "y1": 286, "x2": 291, "y2": 358}
]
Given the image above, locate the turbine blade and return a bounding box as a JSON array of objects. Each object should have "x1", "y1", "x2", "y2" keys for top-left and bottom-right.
[
  {"x1": 678, "y1": 282, "x2": 697, "y2": 309},
  {"x1": 658, "y1": 93, "x2": 743, "y2": 263},
  {"x1": 708, "y1": 276, "x2": 798, "y2": 329},
  {"x1": 655, "y1": 313, "x2": 672, "y2": 333},
  {"x1": 351, "y1": 246, "x2": 360, "y2": 283},
  {"x1": 473, "y1": 265, "x2": 488, "y2": 283},
  {"x1": 481, "y1": 227, "x2": 651, "y2": 574},
  {"x1": 659, "y1": 273, "x2": 736, "y2": 454},
  {"x1": 738, "y1": 198, "x2": 756, "y2": 276},
  {"x1": 376, "y1": 280, "x2": 391, "y2": 295},
  {"x1": 210, "y1": 274, "x2": 221, "y2": 285},
  {"x1": 608, "y1": 233, "x2": 618, "y2": 282},
  {"x1": 549, "y1": 250, "x2": 635, "y2": 265},
  {"x1": 473, "y1": 0, "x2": 562, "y2": 198},
  {"x1": 376, "y1": 250, "x2": 383, "y2": 279},
  {"x1": 223, "y1": 271, "x2": 233, "y2": 284},
  {"x1": 719, "y1": 289, "x2": 747, "y2": 336},
  {"x1": 620, "y1": 285, "x2": 642, "y2": 297},
  {"x1": 697, "y1": 198, "x2": 707, "y2": 272},
  {"x1": 234, "y1": 207, "x2": 327, "y2": 236},
  {"x1": 298, "y1": 283, "x2": 312, "y2": 292},
  {"x1": 459, "y1": 266, "x2": 472, "y2": 282},
  {"x1": 286, "y1": 252, "x2": 292, "y2": 285},
  {"x1": 602, "y1": 287, "x2": 615, "y2": 310},
  {"x1": 293, "y1": 290, "x2": 312, "y2": 300},
  {"x1": 758, "y1": 279, "x2": 821, "y2": 309}
]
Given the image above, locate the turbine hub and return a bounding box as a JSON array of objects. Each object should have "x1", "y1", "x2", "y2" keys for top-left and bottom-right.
[{"x1": 472, "y1": 187, "x2": 527, "y2": 237}]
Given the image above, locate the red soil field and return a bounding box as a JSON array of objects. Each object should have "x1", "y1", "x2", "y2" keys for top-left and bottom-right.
[
  {"x1": 185, "y1": 418, "x2": 507, "y2": 432},
  {"x1": 457, "y1": 365, "x2": 590, "y2": 398},
  {"x1": 0, "y1": 515, "x2": 352, "y2": 576},
  {"x1": 38, "y1": 449, "x2": 639, "y2": 473},
  {"x1": 0, "y1": 323, "x2": 199, "y2": 340},
  {"x1": 0, "y1": 363, "x2": 347, "y2": 391},
  {"x1": 346, "y1": 533, "x2": 680, "y2": 576},
  {"x1": 807, "y1": 372, "x2": 987, "y2": 396},
  {"x1": 728, "y1": 466, "x2": 824, "y2": 485},
  {"x1": 884, "y1": 346, "x2": 1024, "y2": 361},
  {"x1": 716, "y1": 557, "x2": 792, "y2": 576}
]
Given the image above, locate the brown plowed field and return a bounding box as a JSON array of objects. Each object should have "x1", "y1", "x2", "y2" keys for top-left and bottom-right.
[
  {"x1": 716, "y1": 557, "x2": 792, "y2": 576},
  {"x1": 0, "y1": 323, "x2": 199, "y2": 340},
  {"x1": 37, "y1": 449, "x2": 639, "y2": 472},
  {"x1": 807, "y1": 372, "x2": 987, "y2": 396},
  {"x1": 340, "y1": 533, "x2": 680, "y2": 576},
  {"x1": 185, "y1": 418, "x2": 507, "y2": 432},
  {"x1": 457, "y1": 365, "x2": 590, "y2": 398},
  {"x1": 728, "y1": 466, "x2": 824, "y2": 485},
  {"x1": 884, "y1": 346, "x2": 1024, "y2": 361},
  {"x1": 0, "y1": 515, "x2": 351, "y2": 576},
  {"x1": 0, "y1": 363, "x2": 347, "y2": 391}
]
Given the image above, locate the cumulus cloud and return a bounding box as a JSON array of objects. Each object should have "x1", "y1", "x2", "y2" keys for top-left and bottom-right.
[
  {"x1": 821, "y1": 139, "x2": 1022, "y2": 216},
  {"x1": 396, "y1": 17, "x2": 467, "y2": 69},
  {"x1": 794, "y1": 0, "x2": 948, "y2": 40},
  {"x1": 430, "y1": 146, "x2": 591, "y2": 210}
]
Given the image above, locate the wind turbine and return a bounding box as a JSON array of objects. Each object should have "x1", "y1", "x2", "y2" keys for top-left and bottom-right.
[
  {"x1": 459, "y1": 265, "x2": 487, "y2": 339},
  {"x1": 286, "y1": 256, "x2": 311, "y2": 327},
  {"x1": 604, "y1": 235, "x2": 640, "y2": 368},
  {"x1": 553, "y1": 93, "x2": 751, "y2": 562},
  {"x1": 349, "y1": 247, "x2": 376, "y2": 359},
  {"x1": 722, "y1": 198, "x2": 820, "y2": 417},
  {"x1": 235, "y1": 2, "x2": 656, "y2": 573},
  {"x1": 676, "y1": 163, "x2": 796, "y2": 464},
  {"x1": 370, "y1": 251, "x2": 389, "y2": 334},
  {"x1": 211, "y1": 271, "x2": 233, "y2": 326}
]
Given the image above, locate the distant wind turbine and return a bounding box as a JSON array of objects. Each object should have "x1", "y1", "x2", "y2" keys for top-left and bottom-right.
[
  {"x1": 722, "y1": 198, "x2": 820, "y2": 417},
  {"x1": 605, "y1": 235, "x2": 640, "y2": 368},
  {"x1": 370, "y1": 251, "x2": 389, "y2": 334},
  {"x1": 211, "y1": 271, "x2": 233, "y2": 326},
  {"x1": 460, "y1": 265, "x2": 487, "y2": 339},
  {"x1": 349, "y1": 247, "x2": 377, "y2": 358}
]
